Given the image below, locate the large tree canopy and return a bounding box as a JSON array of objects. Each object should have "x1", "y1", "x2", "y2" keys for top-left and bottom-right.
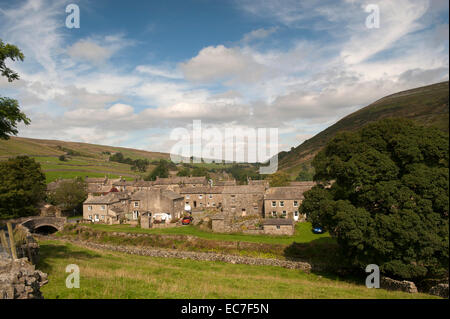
[
  {"x1": 0, "y1": 39, "x2": 30, "y2": 139},
  {"x1": 301, "y1": 119, "x2": 449, "y2": 280},
  {"x1": 48, "y1": 178, "x2": 87, "y2": 214},
  {"x1": 0, "y1": 156, "x2": 46, "y2": 219}
]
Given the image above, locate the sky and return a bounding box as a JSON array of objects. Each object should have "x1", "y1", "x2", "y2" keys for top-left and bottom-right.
[{"x1": 0, "y1": 0, "x2": 448, "y2": 161}]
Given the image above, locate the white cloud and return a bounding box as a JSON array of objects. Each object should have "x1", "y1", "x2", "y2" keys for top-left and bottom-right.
[
  {"x1": 67, "y1": 40, "x2": 112, "y2": 64},
  {"x1": 180, "y1": 45, "x2": 266, "y2": 84},
  {"x1": 242, "y1": 27, "x2": 278, "y2": 43}
]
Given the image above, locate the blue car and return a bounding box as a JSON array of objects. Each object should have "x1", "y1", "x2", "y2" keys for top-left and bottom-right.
[{"x1": 312, "y1": 227, "x2": 324, "y2": 234}]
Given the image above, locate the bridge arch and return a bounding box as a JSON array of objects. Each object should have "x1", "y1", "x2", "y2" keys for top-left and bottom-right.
[{"x1": 14, "y1": 216, "x2": 67, "y2": 233}]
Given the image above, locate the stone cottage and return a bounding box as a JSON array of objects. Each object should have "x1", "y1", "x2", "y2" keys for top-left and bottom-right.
[
  {"x1": 263, "y1": 219, "x2": 295, "y2": 235},
  {"x1": 264, "y1": 187, "x2": 307, "y2": 221}
]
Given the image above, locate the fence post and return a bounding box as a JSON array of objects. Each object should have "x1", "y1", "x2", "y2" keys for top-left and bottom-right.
[
  {"x1": 6, "y1": 222, "x2": 18, "y2": 260},
  {"x1": 0, "y1": 229, "x2": 9, "y2": 254}
]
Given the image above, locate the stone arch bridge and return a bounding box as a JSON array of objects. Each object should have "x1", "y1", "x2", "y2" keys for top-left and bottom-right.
[{"x1": 7, "y1": 216, "x2": 67, "y2": 234}]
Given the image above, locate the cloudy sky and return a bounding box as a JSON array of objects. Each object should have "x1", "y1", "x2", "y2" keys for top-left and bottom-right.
[{"x1": 0, "y1": 0, "x2": 448, "y2": 160}]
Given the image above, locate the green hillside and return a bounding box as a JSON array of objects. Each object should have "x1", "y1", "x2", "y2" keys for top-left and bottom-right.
[
  {"x1": 0, "y1": 137, "x2": 170, "y2": 182},
  {"x1": 278, "y1": 81, "x2": 449, "y2": 177}
]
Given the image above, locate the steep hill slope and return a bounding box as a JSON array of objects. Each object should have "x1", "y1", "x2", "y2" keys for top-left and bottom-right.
[{"x1": 278, "y1": 81, "x2": 449, "y2": 176}]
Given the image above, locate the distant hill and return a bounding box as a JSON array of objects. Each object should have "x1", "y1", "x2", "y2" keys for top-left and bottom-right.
[
  {"x1": 0, "y1": 137, "x2": 171, "y2": 183},
  {"x1": 0, "y1": 136, "x2": 170, "y2": 161},
  {"x1": 278, "y1": 81, "x2": 449, "y2": 176}
]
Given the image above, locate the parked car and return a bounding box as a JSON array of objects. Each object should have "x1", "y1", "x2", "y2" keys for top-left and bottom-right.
[
  {"x1": 181, "y1": 216, "x2": 193, "y2": 225},
  {"x1": 312, "y1": 227, "x2": 324, "y2": 234}
]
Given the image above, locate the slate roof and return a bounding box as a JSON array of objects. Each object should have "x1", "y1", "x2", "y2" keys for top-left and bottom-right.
[
  {"x1": 154, "y1": 176, "x2": 207, "y2": 185},
  {"x1": 83, "y1": 193, "x2": 120, "y2": 205},
  {"x1": 162, "y1": 190, "x2": 184, "y2": 200},
  {"x1": 179, "y1": 186, "x2": 224, "y2": 194},
  {"x1": 264, "y1": 187, "x2": 306, "y2": 200},
  {"x1": 221, "y1": 185, "x2": 265, "y2": 194}
]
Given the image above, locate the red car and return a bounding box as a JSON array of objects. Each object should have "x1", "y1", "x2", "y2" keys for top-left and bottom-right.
[{"x1": 181, "y1": 216, "x2": 193, "y2": 225}]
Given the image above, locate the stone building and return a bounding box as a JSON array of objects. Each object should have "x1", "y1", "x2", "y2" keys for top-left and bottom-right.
[
  {"x1": 180, "y1": 186, "x2": 224, "y2": 211},
  {"x1": 221, "y1": 185, "x2": 265, "y2": 218},
  {"x1": 264, "y1": 187, "x2": 306, "y2": 221},
  {"x1": 82, "y1": 192, "x2": 126, "y2": 224},
  {"x1": 263, "y1": 219, "x2": 295, "y2": 235},
  {"x1": 128, "y1": 188, "x2": 184, "y2": 222},
  {"x1": 154, "y1": 176, "x2": 207, "y2": 189}
]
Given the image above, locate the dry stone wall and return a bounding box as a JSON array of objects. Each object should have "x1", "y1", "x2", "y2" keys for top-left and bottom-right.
[{"x1": 0, "y1": 257, "x2": 48, "y2": 299}]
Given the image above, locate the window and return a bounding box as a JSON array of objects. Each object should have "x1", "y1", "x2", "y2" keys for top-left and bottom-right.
[
  {"x1": 271, "y1": 201, "x2": 276, "y2": 207},
  {"x1": 186, "y1": 195, "x2": 190, "y2": 199},
  {"x1": 276, "y1": 225, "x2": 280, "y2": 229},
  {"x1": 88, "y1": 215, "x2": 92, "y2": 220},
  {"x1": 294, "y1": 211, "x2": 299, "y2": 217},
  {"x1": 100, "y1": 205, "x2": 106, "y2": 210},
  {"x1": 133, "y1": 210, "x2": 139, "y2": 219},
  {"x1": 272, "y1": 211, "x2": 277, "y2": 217},
  {"x1": 242, "y1": 209, "x2": 246, "y2": 216},
  {"x1": 199, "y1": 194, "x2": 203, "y2": 199},
  {"x1": 293, "y1": 201, "x2": 298, "y2": 207},
  {"x1": 134, "y1": 201, "x2": 139, "y2": 207},
  {"x1": 280, "y1": 201, "x2": 284, "y2": 207},
  {"x1": 212, "y1": 203, "x2": 216, "y2": 207},
  {"x1": 101, "y1": 215, "x2": 105, "y2": 219},
  {"x1": 88, "y1": 205, "x2": 92, "y2": 211},
  {"x1": 231, "y1": 195, "x2": 235, "y2": 198},
  {"x1": 282, "y1": 211, "x2": 287, "y2": 217},
  {"x1": 94, "y1": 214, "x2": 99, "y2": 221},
  {"x1": 209, "y1": 194, "x2": 213, "y2": 199}
]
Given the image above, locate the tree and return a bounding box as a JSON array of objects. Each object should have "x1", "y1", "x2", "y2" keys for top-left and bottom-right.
[
  {"x1": 131, "y1": 159, "x2": 149, "y2": 172},
  {"x1": 177, "y1": 167, "x2": 190, "y2": 177},
  {"x1": 301, "y1": 119, "x2": 449, "y2": 280},
  {"x1": 48, "y1": 178, "x2": 87, "y2": 214},
  {"x1": 0, "y1": 39, "x2": 30, "y2": 139},
  {"x1": 144, "y1": 159, "x2": 169, "y2": 181},
  {"x1": 0, "y1": 156, "x2": 46, "y2": 219},
  {"x1": 267, "y1": 171, "x2": 290, "y2": 187},
  {"x1": 296, "y1": 163, "x2": 314, "y2": 181},
  {"x1": 191, "y1": 166, "x2": 209, "y2": 178}
]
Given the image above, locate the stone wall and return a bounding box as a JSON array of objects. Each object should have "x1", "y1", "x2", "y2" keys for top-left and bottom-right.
[
  {"x1": 429, "y1": 283, "x2": 449, "y2": 298},
  {"x1": 380, "y1": 276, "x2": 418, "y2": 293},
  {"x1": 0, "y1": 257, "x2": 48, "y2": 299}
]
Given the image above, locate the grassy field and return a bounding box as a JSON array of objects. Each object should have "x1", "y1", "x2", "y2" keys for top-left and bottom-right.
[
  {"x1": 84, "y1": 222, "x2": 332, "y2": 246},
  {"x1": 37, "y1": 240, "x2": 438, "y2": 299}
]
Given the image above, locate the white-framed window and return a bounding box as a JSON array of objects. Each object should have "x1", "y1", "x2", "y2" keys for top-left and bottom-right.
[
  {"x1": 88, "y1": 215, "x2": 92, "y2": 220},
  {"x1": 88, "y1": 205, "x2": 92, "y2": 211},
  {"x1": 280, "y1": 201, "x2": 284, "y2": 207},
  {"x1": 212, "y1": 203, "x2": 216, "y2": 207},
  {"x1": 293, "y1": 201, "x2": 298, "y2": 207},
  {"x1": 100, "y1": 205, "x2": 106, "y2": 210},
  {"x1": 294, "y1": 211, "x2": 299, "y2": 217},
  {"x1": 282, "y1": 211, "x2": 287, "y2": 217},
  {"x1": 272, "y1": 211, "x2": 277, "y2": 217},
  {"x1": 94, "y1": 214, "x2": 99, "y2": 221},
  {"x1": 134, "y1": 201, "x2": 139, "y2": 208},
  {"x1": 186, "y1": 195, "x2": 190, "y2": 199},
  {"x1": 209, "y1": 194, "x2": 213, "y2": 199},
  {"x1": 199, "y1": 194, "x2": 203, "y2": 199},
  {"x1": 133, "y1": 210, "x2": 139, "y2": 219},
  {"x1": 271, "y1": 201, "x2": 276, "y2": 207}
]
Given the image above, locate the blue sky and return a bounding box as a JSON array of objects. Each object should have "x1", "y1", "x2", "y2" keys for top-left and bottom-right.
[{"x1": 0, "y1": 0, "x2": 448, "y2": 161}]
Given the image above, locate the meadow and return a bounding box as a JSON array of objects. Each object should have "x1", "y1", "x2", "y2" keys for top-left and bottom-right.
[{"x1": 37, "y1": 240, "x2": 438, "y2": 299}]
